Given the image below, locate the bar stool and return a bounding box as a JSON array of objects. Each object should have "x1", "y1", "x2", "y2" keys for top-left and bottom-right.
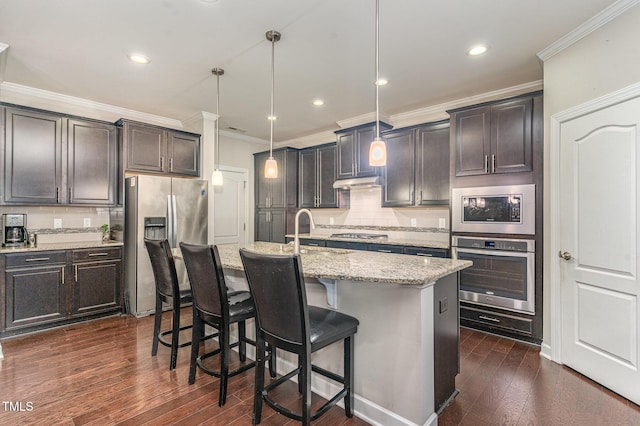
[
  {"x1": 180, "y1": 243, "x2": 276, "y2": 406},
  {"x1": 239, "y1": 248, "x2": 359, "y2": 425},
  {"x1": 144, "y1": 238, "x2": 194, "y2": 370}
]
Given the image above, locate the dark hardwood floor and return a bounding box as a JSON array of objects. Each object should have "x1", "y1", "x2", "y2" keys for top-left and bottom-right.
[{"x1": 1, "y1": 310, "x2": 638, "y2": 425}]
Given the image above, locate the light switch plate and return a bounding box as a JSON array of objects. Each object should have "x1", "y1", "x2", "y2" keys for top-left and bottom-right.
[
  {"x1": 410, "y1": 218, "x2": 417, "y2": 227},
  {"x1": 329, "y1": 217, "x2": 334, "y2": 225},
  {"x1": 54, "y1": 218, "x2": 62, "y2": 229},
  {"x1": 83, "y1": 218, "x2": 91, "y2": 228},
  {"x1": 438, "y1": 218, "x2": 446, "y2": 229}
]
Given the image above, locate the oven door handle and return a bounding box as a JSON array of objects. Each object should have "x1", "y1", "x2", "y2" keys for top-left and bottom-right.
[{"x1": 452, "y1": 247, "x2": 534, "y2": 258}]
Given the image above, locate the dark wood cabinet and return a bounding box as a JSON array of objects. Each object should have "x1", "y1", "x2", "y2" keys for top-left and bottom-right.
[
  {"x1": 450, "y1": 95, "x2": 534, "y2": 177},
  {"x1": 254, "y1": 148, "x2": 298, "y2": 243},
  {"x1": 416, "y1": 122, "x2": 450, "y2": 205},
  {"x1": 403, "y1": 246, "x2": 449, "y2": 258},
  {"x1": 1, "y1": 247, "x2": 123, "y2": 338},
  {"x1": 299, "y1": 143, "x2": 343, "y2": 208},
  {"x1": 1, "y1": 107, "x2": 117, "y2": 206},
  {"x1": 119, "y1": 120, "x2": 200, "y2": 177},
  {"x1": 381, "y1": 121, "x2": 450, "y2": 207},
  {"x1": 71, "y1": 247, "x2": 122, "y2": 316},
  {"x1": 335, "y1": 122, "x2": 392, "y2": 179},
  {"x1": 2, "y1": 107, "x2": 63, "y2": 204},
  {"x1": 67, "y1": 119, "x2": 118, "y2": 205}
]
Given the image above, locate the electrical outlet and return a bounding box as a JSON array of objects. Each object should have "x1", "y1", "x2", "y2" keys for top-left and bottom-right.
[
  {"x1": 438, "y1": 218, "x2": 446, "y2": 229},
  {"x1": 410, "y1": 218, "x2": 417, "y2": 227},
  {"x1": 83, "y1": 218, "x2": 91, "y2": 228},
  {"x1": 439, "y1": 297, "x2": 448, "y2": 314},
  {"x1": 329, "y1": 217, "x2": 334, "y2": 225},
  {"x1": 54, "y1": 218, "x2": 62, "y2": 229}
]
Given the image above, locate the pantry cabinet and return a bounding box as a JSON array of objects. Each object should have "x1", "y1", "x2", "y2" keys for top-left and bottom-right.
[{"x1": 335, "y1": 122, "x2": 392, "y2": 179}]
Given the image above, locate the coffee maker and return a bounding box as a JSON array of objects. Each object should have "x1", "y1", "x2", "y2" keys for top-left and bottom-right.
[{"x1": 1, "y1": 213, "x2": 28, "y2": 247}]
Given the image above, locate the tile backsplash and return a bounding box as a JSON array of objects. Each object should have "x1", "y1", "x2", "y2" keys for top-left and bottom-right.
[
  {"x1": 0, "y1": 206, "x2": 110, "y2": 233},
  {"x1": 309, "y1": 186, "x2": 450, "y2": 229}
]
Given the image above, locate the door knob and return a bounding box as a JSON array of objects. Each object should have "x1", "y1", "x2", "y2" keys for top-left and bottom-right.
[{"x1": 558, "y1": 251, "x2": 573, "y2": 260}]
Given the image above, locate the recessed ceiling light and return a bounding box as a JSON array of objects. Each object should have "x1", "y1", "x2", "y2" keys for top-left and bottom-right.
[
  {"x1": 200, "y1": 0, "x2": 219, "y2": 2},
  {"x1": 312, "y1": 99, "x2": 325, "y2": 106},
  {"x1": 375, "y1": 78, "x2": 388, "y2": 86},
  {"x1": 467, "y1": 45, "x2": 488, "y2": 56},
  {"x1": 127, "y1": 54, "x2": 150, "y2": 64},
  {"x1": 267, "y1": 115, "x2": 277, "y2": 121}
]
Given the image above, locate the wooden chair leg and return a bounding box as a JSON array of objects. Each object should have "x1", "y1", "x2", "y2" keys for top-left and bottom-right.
[
  {"x1": 169, "y1": 301, "x2": 180, "y2": 370},
  {"x1": 219, "y1": 325, "x2": 230, "y2": 406},
  {"x1": 151, "y1": 295, "x2": 162, "y2": 356},
  {"x1": 188, "y1": 312, "x2": 202, "y2": 384},
  {"x1": 253, "y1": 338, "x2": 266, "y2": 425},
  {"x1": 344, "y1": 336, "x2": 354, "y2": 417},
  {"x1": 238, "y1": 321, "x2": 247, "y2": 362}
]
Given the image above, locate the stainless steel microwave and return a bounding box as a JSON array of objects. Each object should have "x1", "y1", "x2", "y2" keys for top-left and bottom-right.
[{"x1": 451, "y1": 184, "x2": 536, "y2": 235}]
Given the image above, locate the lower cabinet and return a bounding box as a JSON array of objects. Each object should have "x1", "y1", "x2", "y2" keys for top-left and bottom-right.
[
  {"x1": 256, "y1": 209, "x2": 287, "y2": 243},
  {"x1": 1, "y1": 247, "x2": 123, "y2": 337}
]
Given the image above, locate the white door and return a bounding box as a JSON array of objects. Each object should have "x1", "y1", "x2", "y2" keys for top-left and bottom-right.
[
  {"x1": 559, "y1": 95, "x2": 640, "y2": 405},
  {"x1": 213, "y1": 168, "x2": 248, "y2": 245}
]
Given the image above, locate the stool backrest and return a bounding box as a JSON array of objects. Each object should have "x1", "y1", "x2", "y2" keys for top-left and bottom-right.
[
  {"x1": 180, "y1": 243, "x2": 226, "y2": 318},
  {"x1": 239, "y1": 249, "x2": 309, "y2": 348},
  {"x1": 144, "y1": 238, "x2": 179, "y2": 299}
]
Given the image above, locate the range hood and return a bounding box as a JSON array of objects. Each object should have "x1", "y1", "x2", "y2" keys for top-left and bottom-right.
[{"x1": 333, "y1": 176, "x2": 382, "y2": 189}]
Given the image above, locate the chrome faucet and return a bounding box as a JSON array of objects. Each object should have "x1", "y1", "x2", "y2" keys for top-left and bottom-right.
[{"x1": 294, "y1": 208, "x2": 315, "y2": 255}]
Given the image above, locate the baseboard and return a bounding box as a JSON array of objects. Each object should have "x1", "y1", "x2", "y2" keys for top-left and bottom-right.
[{"x1": 540, "y1": 341, "x2": 552, "y2": 360}]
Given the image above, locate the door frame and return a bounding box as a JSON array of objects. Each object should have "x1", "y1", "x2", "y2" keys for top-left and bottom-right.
[
  {"x1": 548, "y1": 80, "x2": 640, "y2": 363},
  {"x1": 212, "y1": 164, "x2": 250, "y2": 245}
]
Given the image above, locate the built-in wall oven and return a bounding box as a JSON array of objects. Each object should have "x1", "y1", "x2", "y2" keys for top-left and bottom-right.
[{"x1": 452, "y1": 236, "x2": 535, "y2": 315}]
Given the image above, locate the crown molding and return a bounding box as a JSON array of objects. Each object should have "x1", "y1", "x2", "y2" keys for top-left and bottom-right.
[
  {"x1": 277, "y1": 130, "x2": 337, "y2": 149},
  {"x1": 336, "y1": 111, "x2": 392, "y2": 129},
  {"x1": 219, "y1": 128, "x2": 268, "y2": 145},
  {"x1": 537, "y1": 0, "x2": 640, "y2": 61},
  {"x1": 0, "y1": 43, "x2": 9, "y2": 83},
  {"x1": 0, "y1": 81, "x2": 184, "y2": 129}
]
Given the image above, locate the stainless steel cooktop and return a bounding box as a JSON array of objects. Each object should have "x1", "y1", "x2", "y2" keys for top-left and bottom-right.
[{"x1": 330, "y1": 233, "x2": 388, "y2": 240}]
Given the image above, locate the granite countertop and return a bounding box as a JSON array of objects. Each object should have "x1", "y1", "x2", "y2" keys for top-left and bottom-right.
[
  {"x1": 214, "y1": 242, "x2": 471, "y2": 286},
  {"x1": 285, "y1": 233, "x2": 449, "y2": 250},
  {"x1": 0, "y1": 240, "x2": 123, "y2": 253}
]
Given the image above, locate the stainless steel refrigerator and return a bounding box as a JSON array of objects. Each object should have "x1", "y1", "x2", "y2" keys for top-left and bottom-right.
[{"x1": 124, "y1": 175, "x2": 208, "y2": 317}]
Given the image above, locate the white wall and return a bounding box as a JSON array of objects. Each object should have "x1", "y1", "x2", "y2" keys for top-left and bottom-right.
[{"x1": 541, "y1": 2, "x2": 640, "y2": 345}]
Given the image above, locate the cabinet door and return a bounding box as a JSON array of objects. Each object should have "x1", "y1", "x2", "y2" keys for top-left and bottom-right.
[
  {"x1": 336, "y1": 131, "x2": 356, "y2": 179},
  {"x1": 71, "y1": 260, "x2": 121, "y2": 316},
  {"x1": 299, "y1": 148, "x2": 318, "y2": 208},
  {"x1": 125, "y1": 123, "x2": 165, "y2": 173},
  {"x1": 67, "y1": 119, "x2": 117, "y2": 205},
  {"x1": 267, "y1": 150, "x2": 286, "y2": 208},
  {"x1": 255, "y1": 210, "x2": 271, "y2": 242},
  {"x1": 416, "y1": 123, "x2": 450, "y2": 205},
  {"x1": 167, "y1": 131, "x2": 199, "y2": 176},
  {"x1": 269, "y1": 209, "x2": 286, "y2": 243},
  {"x1": 382, "y1": 128, "x2": 415, "y2": 207},
  {"x1": 490, "y1": 97, "x2": 533, "y2": 174},
  {"x1": 255, "y1": 152, "x2": 270, "y2": 209},
  {"x1": 3, "y1": 108, "x2": 63, "y2": 204},
  {"x1": 355, "y1": 126, "x2": 377, "y2": 177},
  {"x1": 5, "y1": 266, "x2": 66, "y2": 329},
  {"x1": 453, "y1": 106, "x2": 491, "y2": 176},
  {"x1": 317, "y1": 145, "x2": 338, "y2": 208}
]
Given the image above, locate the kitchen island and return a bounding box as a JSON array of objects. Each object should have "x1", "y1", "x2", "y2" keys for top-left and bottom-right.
[{"x1": 214, "y1": 242, "x2": 471, "y2": 426}]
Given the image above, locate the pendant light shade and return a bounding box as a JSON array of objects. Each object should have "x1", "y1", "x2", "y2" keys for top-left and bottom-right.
[
  {"x1": 264, "y1": 30, "x2": 281, "y2": 179},
  {"x1": 368, "y1": 0, "x2": 387, "y2": 167},
  {"x1": 211, "y1": 67, "x2": 224, "y2": 186}
]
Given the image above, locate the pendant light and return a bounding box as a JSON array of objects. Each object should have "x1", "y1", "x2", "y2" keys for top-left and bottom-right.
[
  {"x1": 368, "y1": 0, "x2": 387, "y2": 167},
  {"x1": 264, "y1": 30, "x2": 281, "y2": 179},
  {"x1": 211, "y1": 67, "x2": 224, "y2": 186}
]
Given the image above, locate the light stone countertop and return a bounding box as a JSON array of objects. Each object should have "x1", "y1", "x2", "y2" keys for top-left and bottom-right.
[
  {"x1": 214, "y1": 242, "x2": 471, "y2": 286},
  {"x1": 0, "y1": 240, "x2": 123, "y2": 253},
  {"x1": 285, "y1": 233, "x2": 450, "y2": 250}
]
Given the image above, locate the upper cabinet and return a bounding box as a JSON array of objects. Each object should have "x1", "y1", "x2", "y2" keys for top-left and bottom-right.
[
  {"x1": 299, "y1": 143, "x2": 345, "y2": 208},
  {"x1": 450, "y1": 94, "x2": 534, "y2": 177},
  {"x1": 1, "y1": 106, "x2": 117, "y2": 206},
  {"x1": 335, "y1": 122, "x2": 392, "y2": 179},
  {"x1": 381, "y1": 121, "x2": 450, "y2": 207},
  {"x1": 118, "y1": 120, "x2": 200, "y2": 177}
]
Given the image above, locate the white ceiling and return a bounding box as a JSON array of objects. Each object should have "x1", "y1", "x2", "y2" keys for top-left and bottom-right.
[{"x1": 0, "y1": 0, "x2": 618, "y2": 142}]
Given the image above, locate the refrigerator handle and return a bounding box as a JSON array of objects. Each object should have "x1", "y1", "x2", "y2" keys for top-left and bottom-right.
[{"x1": 167, "y1": 194, "x2": 178, "y2": 247}]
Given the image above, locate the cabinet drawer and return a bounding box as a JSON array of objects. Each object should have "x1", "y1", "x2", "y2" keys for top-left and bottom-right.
[
  {"x1": 404, "y1": 246, "x2": 450, "y2": 258},
  {"x1": 72, "y1": 247, "x2": 122, "y2": 262},
  {"x1": 5, "y1": 251, "x2": 68, "y2": 268},
  {"x1": 461, "y1": 305, "x2": 532, "y2": 335},
  {"x1": 325, "y1": 240, "x2": 368, "y2": 251},
  {"x1": 366, "y1": 243, "x2": 404, "y2": 254}
]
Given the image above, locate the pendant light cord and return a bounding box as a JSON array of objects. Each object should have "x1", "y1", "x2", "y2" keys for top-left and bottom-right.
[
  {"x1": 375, "y1": 0, "x2": 380, "y2": 139},
  {"x1": 269, "y1": 36, "x2": 275, "y2": 157},
  {"x1": 216, "y1": 72, "x2": 220, "y2": 169}
]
